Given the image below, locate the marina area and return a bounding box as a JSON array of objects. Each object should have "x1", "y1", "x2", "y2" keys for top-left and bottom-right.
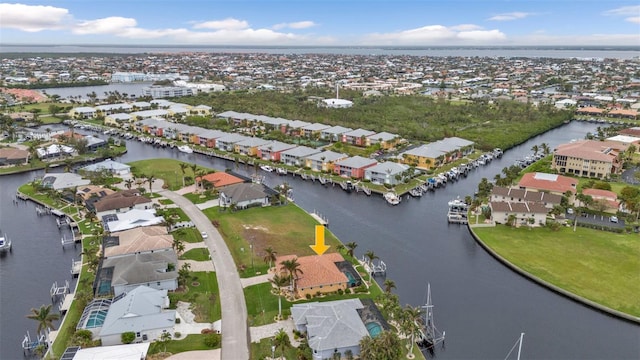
[{"x1": 0, "y1": 121, "x2": 638, "y2": 359}]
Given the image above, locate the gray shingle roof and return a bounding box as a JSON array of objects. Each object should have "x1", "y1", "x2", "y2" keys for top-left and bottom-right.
[{"x1": 334, "y1": 155, "x2": 377, "y2": 169}]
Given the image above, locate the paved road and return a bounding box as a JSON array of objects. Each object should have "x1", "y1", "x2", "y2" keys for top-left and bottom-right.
[{"x1": 160, "y1": 190, "x2": 249, "y2": 360}]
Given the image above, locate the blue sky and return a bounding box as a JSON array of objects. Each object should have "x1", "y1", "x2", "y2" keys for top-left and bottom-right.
[{"x1": 1, "y1": 0, "x2": 639, "y2": 46}]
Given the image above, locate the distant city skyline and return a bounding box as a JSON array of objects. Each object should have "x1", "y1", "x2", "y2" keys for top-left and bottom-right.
[{"x1": 1, "y1": 1, "x2": 639, "y2": 46}]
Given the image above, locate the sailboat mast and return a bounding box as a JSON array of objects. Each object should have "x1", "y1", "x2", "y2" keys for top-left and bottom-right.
[{"x1": 516, "y1": 333, "x2": 525, "y2": 360}]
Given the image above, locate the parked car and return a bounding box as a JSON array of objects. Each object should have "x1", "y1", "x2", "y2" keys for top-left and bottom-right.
[
  {"x1": 567, "y1": 208, "x2": 574, "y2": 215},
  {"x1": 201, "y1": 231, "x2": 208, "y2": 239},
  {"x1": 609, "y1": 216, "x2": 618, "y2": 223}
]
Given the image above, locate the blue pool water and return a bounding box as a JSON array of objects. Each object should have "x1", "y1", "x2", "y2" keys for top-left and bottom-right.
[
  {"x1": 343, "y1": 271, "x2": 357, "y2": 286},
  {"x1": 366, "y1": 322, "x2": 382, "y2": 337},
  {"x1": 85, "y1": 310, "x2": 107, "y2": 328},
  {"x1": 97, "y1": 281, "x2": 111, "y2": 296}
]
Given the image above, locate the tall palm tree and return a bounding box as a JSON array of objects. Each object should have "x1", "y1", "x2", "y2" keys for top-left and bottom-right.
[
  {"x1": 26, "y1": 304, "x2": 60, "y2": 335},
  {"x1": 383, "y1": 279, "x2": 396, "y2": 293},
  {"x1": 196, "y1": 170, "x2": 207, "y2": 191},
  {"x1": 273, "y1": 328, "x2": 291, "y2": 358},
  {"x1": 270, "y1": 274, "x2": 289, "y2": 320},
  {"x1": 263, "y1": 247, "x2": 277, "y2": 270},
  {"x1": 400, "y1": 305, "x2": 423, "y2": 355},
  {"x1": 540, "y1": 142, "x2": 551, "y2": 156},
  {"x1": 172, "y1": 237, "x2": 185, "y2": 255},
  {"x1": 345, "y1": 241, "x2": 358, "y2": 258},
  {"x1": 364, "y1": 250, "x2": 379, "y2": 267},
  {"x1": 146, "y1": 174, "x2": 156, "y2": 196},
  {"x1": 179, "y1": 163, "x2": 188, "y2": 187},
  {"x1": 531, "y1": 144, "x2": 539, "y2": 156},
  {"x1": 280, "y1": 258, "x2": 303, "y2": 294},
  {"x1": 124, "y1": 179, "x2": 134, "y2": 190}
]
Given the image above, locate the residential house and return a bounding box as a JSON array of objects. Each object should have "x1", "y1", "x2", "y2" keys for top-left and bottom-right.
[
  {"x1": 301, "y1": 123, "x2": 331, "y2": 139},
  {"x1": 333, "y1": 156, "x2": 377, "y2": 179},
  {"x1": 61, "y1": 343, "x2": 150, "y2": 360},
  {"x1": 489, "y1": 201, "x2": 549, "y2": 226},
  {"x1": 36, "y1": 143, "x2": 75, "y2": 159},
  {"x1": 321, "y1": 125, "x2": 353, "y2": 142},
  {"x1": 76, "y1": 185, "x2": 115, "y2": 203},
  {"x1": 190, "y1": 104, "x2": 212, "y2": 115},
  {"x1": 281, "y1": 120, "x2": 311, "y2": 137},
  {"x1": 95, "y1": 250, "x2": 178, "y2": 297},
  {"x1": 130, "y1": 109, "x2": 169, "y2": 121},
  {"x1": 97, "y1": 286, "x2": 176, "y2": 346},
  {"x1": 84, "y1": 135, "x2": 108, "y2": 152},
  {"x1": 102, "y1": 209, "x2": 164, "y2": 233},
  {"x1": 131, "y1": 101, "x2": 152, "y2": 111},
  {"x1": 80, "y1": 159, "x2": 131, "y2": 176},
  {"x1": 342, "y1": 128, "x2": 376, "y2": 146},
  {"x1": 0, "y1": 147, "x2": 29, "y2": 165},
  {"x1": 196, "y1": 129, "x2": 226, "y2": 148},
  {"x1": 41, "y1": 172, "x2": 90, "y2": 190},
  {"x1": 291, "y1": 299, "x2": 369, "y2": 360},
  {"x1": 70, "y1": 107, "x2": 97, "y2": 119},
  {"x1": 234, "y1": 137, "x2": 271, "y2": 156},
  {"x1": 104, "y1": 113, "x2": 133, "y2": 127},
  {"x1": 281, "y1": 146, "x2": 321, "y2": 167},
  {"x1": 305, "y1": 150, "x2": 348, "y2": 172},
  {"x1": 276, "y1": 253, "x2": 349, "y2": 298},
  {"x1": 399, "y1": 144, "x2": 443, "y2": 169},
  {"x1": 104, "y1": 226, "x2": 173, "y2": 258},
  {"x1": 215, "y1": 133, "x2": 249, "y2": 152},
  {"x1": 92, "y1": 190, "x2": 152, "y2": 219},
  {"x1": 95, "y1": 103, "x2": 132, "y2": 116},
  {"x1": 490, "y1": 186, "x2": 562, "y2": 209},
  {"x1": 517, "y1": 172, "x2": 578, "y2": 196},
  {"x1": 606, "y1": 135, "x2": 640, "y2": 150},
  {"x1": 257, "y1": 141, "x2": 297, "y2": 162},
  {"x1": 429, "y1": 137, "x2": 475, "y2": 162},
  {"x1": 552, "y1": 140, "x2": 628, "y2": 179},
  {"x1": 368, "y1": 132, "x2": 401, "y2": 150},
  {"x1": 196, "y1": 172, "x2": 245, "y2": 190},
  {"x1": 581, "y1": 188, "x2": 620, "y2": 213},
  {"x1": 218, "y1": 182, "x2": 278, "y2": 209},
  {"x1": 364, "y1": 162, "x2": 409, "y2": 185}
]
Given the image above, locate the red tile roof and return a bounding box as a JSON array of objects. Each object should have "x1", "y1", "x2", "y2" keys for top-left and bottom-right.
[
  {"x1": 197, "y1": 172, "x2": 244, "y2": 188},
  {"x1": 554, "y1": 140, "x2": 626, "y2": 162},
  {"x1": 518, "y1": 172, "x2": 577, "y2": 194},
  {"x1": 276, "y1": 253, "x2": 347, "y2": 290}
]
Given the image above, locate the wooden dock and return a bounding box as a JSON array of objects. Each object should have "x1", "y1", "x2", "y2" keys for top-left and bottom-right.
[
  {"x1": 310, "y1": 211, "x2": 329, "y2": 226},
  {"x1": 71, "y1": 258, "x2": 82, "y2": 277}
]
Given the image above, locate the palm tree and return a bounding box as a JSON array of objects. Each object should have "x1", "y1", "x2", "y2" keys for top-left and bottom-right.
[
  {"x1": 270, "y1": 274, "x2": 290, "y2": 320},
  {"x1": 263, "y1": 247, "x2": 277, "y2": 270},
  {"x1": 172, "y1": 237, "x2": 185, "y2": 255},
  {"x1": 124, "y1": 178, "x2": 134, "y2": 190},
  {"x1": 383, "y1": 279, "x2": 396, "y2": 293},
  {"x1": 179, "y1": 162, "x2": 188, "y2": 187},
  {"x1": 196, "y1": 170, "x2": 207, "y2": 191},
  {"x1": 178, "y1": 263, "x2": 191, "y2": 287},
  {"x1": 400, "y1": 305, "x2": 423, "y2": 355},
  {"x1": 26, "y1": 304, "x2": 60, "y2": 336},
  {"x1": 531, "y1": 144, "x2": 539, "y2": 156},
  {"x1": 364, "y1": 250, "x2": 379, "y2": 268},
  {"x1": 146, "y1": 174, "x2": 156, "y2": 196},
  {"x1": 280, "y1": 258, "x2": 303, "y2": 294},
  {"x1": 273, "y1": 328, "x2": 291, "y2": 358},
  {"x1": 345, "y1": 241, "x2": 358, "y2": 258},
  {"x1": 540, "y1": 142, "x2": 551, "y2": 156}
]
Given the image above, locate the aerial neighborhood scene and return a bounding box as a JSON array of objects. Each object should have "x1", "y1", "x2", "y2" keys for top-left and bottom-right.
[{"x1": 1, "y1": 1, "x2": 639, "y2": 360}]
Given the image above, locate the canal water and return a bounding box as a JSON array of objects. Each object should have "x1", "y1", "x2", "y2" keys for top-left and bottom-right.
[{"x1": 1, "y1": 121, "x2": 638, "y2": 359}]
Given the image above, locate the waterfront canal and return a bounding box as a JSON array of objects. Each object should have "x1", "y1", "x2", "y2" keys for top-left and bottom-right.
[{"x1": 0, "y1": 121, "x2": 638, "y2": 359}]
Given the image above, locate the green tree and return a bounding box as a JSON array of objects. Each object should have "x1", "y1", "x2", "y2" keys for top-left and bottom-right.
[
  {"x1": 280, "y1": 257, "x2": 303, "y2": 294},
  {"x1": 26, "y1": 304, "x2": 60, "y2": 336},
  {"x1": 400, "y1": 305, "x2": 423, "y2": 355},
  {"x1": 158, "y1": 331, "x2": 172, "y2": 353},
  {"x1": 345, "y1": 241, "x2": 358, "y2": 258},
  {"x1": 270, "y1": 274, "x2": 290, "y2": 320},
  {"x1": 179, "y1": 162, "x2": 188, "y2": 187},
  {"x1": 273, "y1": 328, "x2": 291, "y2": 358},
  {"x1": 383, "y1": 279, "x2": 396, "y2": 293},
  {"x1": 121, "y1": 331, "x2": 135, "y2": 344},
  {"x1": 263, "y1": 246, "x2": 277, "y2": 269}
]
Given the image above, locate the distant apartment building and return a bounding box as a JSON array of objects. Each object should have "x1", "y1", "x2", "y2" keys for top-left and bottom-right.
[
  {"x1": 142, "y1": 86, "x2": 193, "y2": 99},
  {"x1": 552, "y1": 140, "x2": 627, "y2": 179}
]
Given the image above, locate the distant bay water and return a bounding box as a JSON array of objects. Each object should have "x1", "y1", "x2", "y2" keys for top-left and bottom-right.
[{"x1": 2, "y1": 44, "x2": 640, "y2": 59}]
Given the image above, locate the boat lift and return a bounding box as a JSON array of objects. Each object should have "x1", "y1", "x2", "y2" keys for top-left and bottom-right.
[
  {"x1": 418, "y1": 283, "x2": 446, "y2": 352},
  {"x1": 22, "y1": 331, "x2": 47, "y2": 355}
]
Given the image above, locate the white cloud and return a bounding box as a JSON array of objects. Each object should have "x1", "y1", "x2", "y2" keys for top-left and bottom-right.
[
  {"x1": 273, "y1": 21, "x2": 316, "y2": 30},
  {"x1": 603, "y1": 5, "x2": 640, "y2": 23},
  {"x1": 487, "y1": 12, "x2": 534, "y2": 21},
  {"x1": 363, "y1": 24, "x2": 506, "y2": 45},
  {"x1": 0, "y1": 3, "x2": 70, "y2": 32},
  {"x1": 74, "y1": 17, "x2": 138, "y2": 35},
  {"x1": 192, "y1": 18, "x2": 249, "y2": 30}
]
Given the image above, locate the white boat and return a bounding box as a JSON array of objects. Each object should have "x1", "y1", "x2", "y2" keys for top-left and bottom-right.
[
  {"x1": 0, "y1": 234, "x2": 12, "y2": 253},
  {"x1": 177, "y1": 145, "x2": 193, "y2": 154},
  {"x1": 260, "y1": 165, "x2": 274, "y2": 172},
  {"x1": 384, "y1": 192, "x2": 401, "y2": 205},
  {"x1": 276, "y1": 167, "x2": 288, "y2": 175}
]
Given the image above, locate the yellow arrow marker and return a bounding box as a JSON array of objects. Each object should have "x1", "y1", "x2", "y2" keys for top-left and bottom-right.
[{"x1": 310, "y1": 225, "x2": 330, "y2": 255}]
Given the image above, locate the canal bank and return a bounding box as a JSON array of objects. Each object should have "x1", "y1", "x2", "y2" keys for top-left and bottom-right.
[{"x1": 467, "y1": 225, "x2": 640, "y2": 325}]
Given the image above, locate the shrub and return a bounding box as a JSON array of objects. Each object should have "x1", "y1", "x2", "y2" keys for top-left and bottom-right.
[
  {"x1": 175, "y1": 318, "x2": 181, "y2": 324},
  {"x1": 201, "y1": 328, "x2": 214, "y2": 334},
  {"x1": 305, "y1": 293, "x2": 312, "y2": 299},
  {"x1": 204, "y1": 333, "x2": 221, "y2": 348},
  {"x1": 121, "y1": 331, "x2": 135, "y2": 344},
  {"x1": 174, "y1": 331, "x2": 182, "y2": 339}
]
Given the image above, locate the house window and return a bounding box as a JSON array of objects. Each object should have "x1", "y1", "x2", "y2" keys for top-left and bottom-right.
[
  {"x1": 157, "y1": 282, "x2": 161, "y2": 286},
  {"x1": 136, "y1": 332, "x2": 141, "y2": 337}
]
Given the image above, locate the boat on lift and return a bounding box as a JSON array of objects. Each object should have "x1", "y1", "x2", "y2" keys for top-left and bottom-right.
[
  {"x1": 0, "y1": 234, "x2": 12, "y2": 253},
  {"x1": 177, "y1": 145, "x2": 193, "y2": 154},
  {"x1": 384, "y1": 192, "x2": 401, "y2": 205}
]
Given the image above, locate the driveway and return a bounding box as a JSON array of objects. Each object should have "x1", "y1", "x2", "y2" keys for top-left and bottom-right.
[
  {"x1": 568, "y1": 211, "x2": 625, "y2": 228},
  {"x1": 160, "y1": 190, "x2": 249, "y2": 360}
]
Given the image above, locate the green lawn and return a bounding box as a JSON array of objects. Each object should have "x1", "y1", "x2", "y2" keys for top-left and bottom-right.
[
  {"x1": 158, "y1": 198, "x2": 174, "y2": 205},
  {"x1": 473, "y1": 225, "x2": 640, "y2": 317},
  {"x1": 148, "y1": 334, "x2": 220, "y2": 355},
  {"x1": 128, "y1": 158, "x2": 212, "y2": 191},
  {"x1": 172, "y1": 227, "x2": 204, "y2": 243},
  {"x1": 157, "y1": 207, "x2": 190, "y2": 222},
  {"x1": 169, "y1": 272, "x2": 221, "y2": 323},
  {"x1": 203, "y1": 203, "x2": 343, "y2": 278},
  {"x1": 183, "y1": 191, "x2": 218, "y2": 204},
  {"x1": 180, "y1": 248, "x2": 211, "y2": 261}
]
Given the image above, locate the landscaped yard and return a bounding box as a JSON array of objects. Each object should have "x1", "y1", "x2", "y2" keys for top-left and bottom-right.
[
  {"x1": 147, "y1": 333, "x2": 220, "y2": 355},
  {"x1": 473, "y1": 225, "x2": 640, "y2": 317},
  {"x1": 180, "y1": 248, "x2": 211, "y2": 261},
  {"x1": 203, "y1": 203, "x2": 343, "y2": 277},
  {"x1": 168, "y1": 271, "x2": 221, "y2": 323},
  {"x1": 128, "y1": 158, "x2": 212, "y2": 191},
  {"x1": 172, "y1": 227, "x2": 204, "y2": 243}
]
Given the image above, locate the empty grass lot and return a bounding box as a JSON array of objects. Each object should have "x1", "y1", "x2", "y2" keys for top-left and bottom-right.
[
  {"x1": 473, "y1": 225, "x2": 640, "y2": 317},
  {"x1": 128, "y1": 158, "x2": 212, "y2": 191}
]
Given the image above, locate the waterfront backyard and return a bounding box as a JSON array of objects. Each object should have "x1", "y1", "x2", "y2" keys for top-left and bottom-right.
[{"x1": 473, "y1": 225, "x2": 640, "y2": 318}]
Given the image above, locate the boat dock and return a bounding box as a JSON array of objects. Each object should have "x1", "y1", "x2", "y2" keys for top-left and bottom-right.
[
  {"x1": 50, "y1": 280, "x2": 70, "y2": 303},
  {"x1": 310, "y1": 211, "x2": 329, "y2": 226},
  {"x1": 21, "y1": 331, "x2": 47, "y2": 355},
  {"x1": 447, "y1": 198, "x2": 469, "y2": 224},
  {"x1": 71, "y1": 258, "x2": 82, "y2": 277}
]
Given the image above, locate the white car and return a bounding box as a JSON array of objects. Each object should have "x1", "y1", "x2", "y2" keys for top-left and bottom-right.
[
  {"x1": 609, "y1": 216, "x2": 618, "y2": 223},
  {"x1": 567, "y1": 208, "x2": 574, "y2": 215},
  {"x1": 201, "y1": 231, "x2": 208, "y2": 239}
]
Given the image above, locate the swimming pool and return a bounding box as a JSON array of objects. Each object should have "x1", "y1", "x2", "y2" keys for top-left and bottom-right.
[
  {"x1": 85, "y1": 310, "x2": 108, "y2": 328},
  {"x1": 366, "y1": 322, "x2": 382, "y2": 337},
  {"x1": 343, "y1": 271, "x2": 357, "y2": 287}
]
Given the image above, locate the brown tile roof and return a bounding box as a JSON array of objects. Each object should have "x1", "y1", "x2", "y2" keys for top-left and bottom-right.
[
  {"x1": 105, "y1": 226, "x2": 173, "y2": 258},
  {"x1": 608, "y1": 109, "x2": 638, "y2": 117},
  {"x1": 77, "y1": 185, "x2": 115, "y2": 201},
  {"x1": 276, "y1": 253, "x2": 347, "y2": 290},
  {"x1": 619, "y1": 127, "x2": 640, "y2": 137},
  {"x1": 518, "y1": 172, "x2": 577, "y2": 194},
  {"x1": 0, "y1": 147, "x2": 29, "y2": 160},
  {"x1": 197, "y1": 172, "x2": 244, "y2": 188},
  {"x1": 576, "y1": 106, "x2": 604, "y2": 114},
  {"x1": 94, "y1": 190, "x2": 151, "y2": 213},
  {"x1": 554, "y1": 140, "x2": 626, "y2": 163},
  {"x1": 490, "y1": 201, "x2": 548, "y2": 214}
]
